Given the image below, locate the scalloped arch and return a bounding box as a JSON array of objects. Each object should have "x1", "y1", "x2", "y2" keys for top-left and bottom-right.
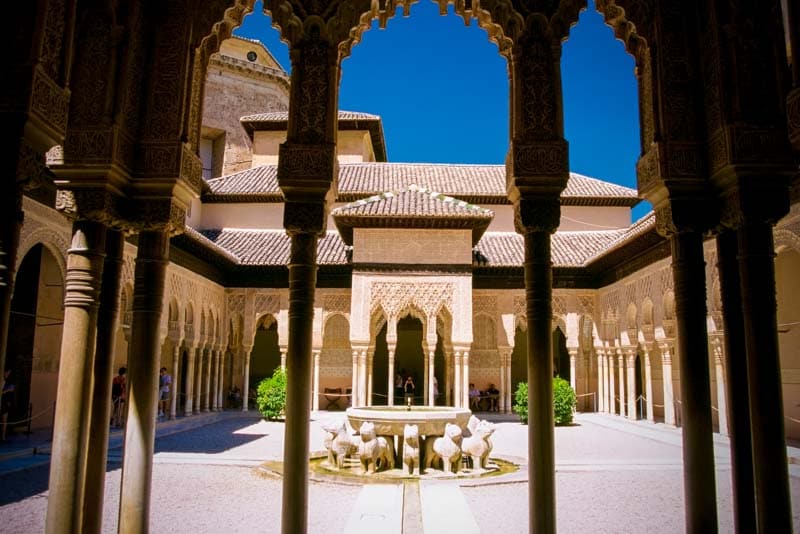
[
  {"x1": 595, "y1": 0, "x2": 650, "y2": 64},
  {"x1": 15, "y1": 229, "x2": 68, "y2": 285}
]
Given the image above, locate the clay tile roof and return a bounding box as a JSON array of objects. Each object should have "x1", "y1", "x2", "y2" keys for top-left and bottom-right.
[
  {"x1": 331, "y1": 185, "x2": 493, "y2": 246},
  {"x1": 198, "y1": 229, "x2": 349, "y2": 266},
  {"x1": 204, "y1": 163, "x2": 640, "y2": 206},
  {"x1": 239, "y1": 110, "x2": 381, "y2": 123},
  {"x1": 474, "y1": 229, "x2": 627, "y2": 268}
]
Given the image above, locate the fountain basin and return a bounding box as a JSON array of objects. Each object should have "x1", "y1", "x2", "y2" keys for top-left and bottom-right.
[{"x1": 346, "y1": 406, "x2": 472, "y2": 436}]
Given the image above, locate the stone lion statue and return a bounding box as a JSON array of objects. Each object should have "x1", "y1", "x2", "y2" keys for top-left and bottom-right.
[
  {"x1": 402, "y1": 424, "x2": 420, "y2": 476},
  {"x1": 462, "y1": 416, "x2": 495, "y2": 470},
  {"x1": 424, "y1": 422, "x2": 463, "y2": 474},
  {"x1": 358, "y1": 421, "x2": 394, "y2": 474},
  {"x1": 321, "y1": 418, "x2": 357, "y2": 469}
]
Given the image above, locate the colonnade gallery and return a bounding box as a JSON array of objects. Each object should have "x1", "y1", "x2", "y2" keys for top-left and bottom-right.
[{"x1": 5, "y1": 1, "x2": 800, "y2": 533}]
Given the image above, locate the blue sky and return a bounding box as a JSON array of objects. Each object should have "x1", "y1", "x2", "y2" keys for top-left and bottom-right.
[{"x1": 235, "y1": 0, "x2": 650, "y2": 220}]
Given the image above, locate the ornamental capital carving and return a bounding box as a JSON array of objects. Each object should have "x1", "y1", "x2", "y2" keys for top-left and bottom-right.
[
  {"x1": 56, "y1": 189, "x2": 125, "y2": 229},
  {"x1": 513, "y1": 196, "x2": 561, "y2": 234},
  {"x1": 16, "y1": 139, "x2": 50, "y2": 191},
  {"x1": 135, "y1": 142, "x2": 203, "y2": 196},
  {"x1": 125, "y1": 198, "x2": 187, "y2": 236},
  {"x1": 653, "y1": 196, "x2": 716, "y2": 237},
  {"x1": 277, "y1": 143, "x2": 336, "y2": 200},
  {"x1": 717, "y1": 181, "x2": 791, "y2": 230},
  {"x1": 508, "y1": 141, "x2": 569, "y2": 187},
  {"x1": 283, "y1": 200, "x2": 328, "y2": 237}
]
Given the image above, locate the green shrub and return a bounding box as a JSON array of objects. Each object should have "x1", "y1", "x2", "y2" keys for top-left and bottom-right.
[
  {"x1": 257, "y1": 368, "x2": 287, "y2": 420},
  {"x1": 553, "y1": 377, "x2": 577, "y2": 425},
  {"x1": 513, "y1": 381, "x2": 528, "y2": 424},
  {"x1": 513, "y1": 377, "x2": 577, "y2": 426}
]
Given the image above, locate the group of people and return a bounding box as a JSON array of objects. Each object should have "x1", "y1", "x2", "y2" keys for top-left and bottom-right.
[
  {"x1": 110, "y1": 366, "x2": 173, "y2": 427},
  {"x1": 469, "y1": 382, "x2": 500, "y2": 411}
]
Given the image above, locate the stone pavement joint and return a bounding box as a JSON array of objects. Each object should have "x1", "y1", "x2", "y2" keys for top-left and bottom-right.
[{"x1": 343, "y1": 483, "x2": 403, "y2": 534}]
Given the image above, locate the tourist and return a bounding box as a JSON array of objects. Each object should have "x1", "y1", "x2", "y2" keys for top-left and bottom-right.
[
  {"x1": 111, "y1": 367, "x2": 127, "y2": 427},
  {"x1": 394, "y1": 371, "x2": 403, "y2": 400},
  {"x1": 433, "y1": 375, "x2": 439, "y2": 404},
  {"x1": 469, "y1": 383, "x2": 481, "y2": 410},
  {"x1": 486, "y1": 383, "x2": 500, "y2": 412},
  {"x1": 403, "y1": 375, "x2": 415, "y2": 406},
  {"x1": 1, "y1": 369, "x2": 15, "y2": 441},
  {"x1": 228, "y1": 385, "x2": 242, "y2": 408},
  {"x1": 158, "y1": 367, "x2": 172, "y2": 418}
]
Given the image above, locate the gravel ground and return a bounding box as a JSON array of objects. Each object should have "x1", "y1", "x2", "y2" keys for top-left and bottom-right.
[{"x1": 0, "y1": 412, "x2": 798, "y2": 533}]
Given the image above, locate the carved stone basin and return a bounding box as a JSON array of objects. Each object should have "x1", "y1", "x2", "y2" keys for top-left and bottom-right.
[{"x1": 346, "y1": 406, "x2": 472, "y2": 436}]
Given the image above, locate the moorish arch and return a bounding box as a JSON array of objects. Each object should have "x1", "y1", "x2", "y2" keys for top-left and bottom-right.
[{"x1": 251, "y1": 313, "x2": 281, "y2": 387}]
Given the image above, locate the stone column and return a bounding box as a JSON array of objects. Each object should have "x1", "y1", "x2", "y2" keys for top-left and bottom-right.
[
  {"x1": 617, "y1": 350, "x2": 626, "y2": 418},
  {"x1": 643, "y1": 346, "x2": 654, "y2": 423},
  {"x1": 217, "y1": 350, "x2": 226, "y2": 410},
  {"x1": 461, "y1": 350, "x2": 470, "y2": 409},
  {"x1": 715, "y1": 229, "x2": 755, "y2": 532},
  {"x1": 423, "y1": 349, "x2": 429, "y2": 406},
  {"x1": 280, "y1": 346, "x2": 287, "y2": 371},
  {"x1": 597, "y1": 349, "x2": 605, "y2": 412},
  {"x1": 387, "y1": 344, "x2": 396, "y2": 406},
  {"x1": 312, "y1": 350, "x2": 320, "y2": 411},
  {"x1": 444, "y1": 350, "x2": 452, "y2": 407},
  {"x1": 738, "y1": 221, "x2": 792, "y2": 530},
  {"x1": 660, "y1": 342, "x2": 676, "y2": 426},
  {"x1": 568, "y1": 349, "x2": 577, "y2": 392},
  {"x1": 170, "y1": 343, "x2": 181, "y2": 419},
  {"x1": 83, "y1": 229, "x2": 123, "y2": 534},
  {"x1": 118, "y1": 229, "x2": 170, "y2": 533},
  {"x1": 711, "y1": 339, "x2": 728, "y2": 436},
  {"x1": 366, "y1": 348, "x2": 373, "y2": 407},
  {"x1": 242, "y1": 347, "x2": 252, "y2": 412},
  {"x1": 203, "y1": 346, "x2": 212, "y2": 412},
  {"x1": 499, "y1": 349, "x2": 507, "y2": 412},
  {"x1": 194, "y1": 345, "x2": 204, "y2": 414},
  {"x1": 608, "y1": 353, "x2": 616, "y2": 415},
  {"x1": 428, "y1": 349, "x2": 435, "y2": 407},
  {"x1": 505, "y1": 353, "x2": 512, "y2": 413},
  {"x1": 211, "y1": 348, "x2": 220, "y2": 411},
  {"x1": 183, "y1": 346, "x2": 196, "y2": 416},
  {"x1": 358, "y1": 349, "x2": 367, "y2": 407},
  {"x1": 453, "y1": 350, "x2": 462, "y2": 409},
  {"x1": 626, "y1": 350, "x2": 636, "y2": 421},
  {"x1": 670, "y1": 230, "x2": 718, "y2": 527},
  {"x1": 45, "y1": 220, "x2": 107, "y2": 534},
  {"x1": 351, "y1": 349, "x2": 359, "y2": 407}
]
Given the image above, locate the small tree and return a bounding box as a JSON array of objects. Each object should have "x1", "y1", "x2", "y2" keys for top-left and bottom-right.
[
  {"x1": 552, "y1": 377, "x2": 577, "y2": 425},
  {"x1": 513, "y1": 377, "x2": 577, "y2": 426},
  {"x1": 257, "y1": 368, "x2": 287, "y2": 420}
]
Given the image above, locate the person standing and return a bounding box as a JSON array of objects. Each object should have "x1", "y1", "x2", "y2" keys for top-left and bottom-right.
[
  {"x1": 158, "y1": 367, "x2": 172, "y2": 418},
  {"x1": 111, "y1": 367, "x2": 127, "y2": 427},
  {"x1": 403, "y1": 375, "x2": 415, "y2": 406}
]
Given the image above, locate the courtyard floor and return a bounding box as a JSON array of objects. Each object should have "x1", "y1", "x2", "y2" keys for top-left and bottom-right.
[{"x1": 0, "y1": 411, "x2": 799, "y2": 533}]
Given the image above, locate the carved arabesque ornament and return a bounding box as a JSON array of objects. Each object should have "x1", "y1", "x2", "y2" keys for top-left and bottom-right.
[{"x1": 370, "y1": 281, "x2": 454, "y2": 320}]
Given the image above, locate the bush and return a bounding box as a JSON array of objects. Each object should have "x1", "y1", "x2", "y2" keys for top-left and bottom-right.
[
  {"x1": 513, "y1": 381, "x2": 528, "y2": 424},
  {"x1": 553, "y1": 377, "x2": 577, "y2": 425},
  {"x1": 256, "y1": 368, "x2": 287, "y2": 420},
  {"x1": 513, "y1": 377, "x2": 577, "y2": 426}
]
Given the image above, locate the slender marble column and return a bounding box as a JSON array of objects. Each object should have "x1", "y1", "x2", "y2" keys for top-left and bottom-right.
[
  {"x1": 242, "y1": 349, "x2": 252, "y2": 412},
  {"x1": 45, "y1": 220, "x2": 107, "y2": 534},
  {"x1": 644, "y1": 347, "x2": 654, "y2": 423},
  {"x1": 170, "y1": 343, "x2": 181, "y2": 419},
  {"x1": 523, "y1": 230, "x2": 556, "y2": 534},
  {"x1": 194, "y1": 346, "x2": 204, "y2": 414},
  {"x1": 618, "y1": 351, "x2": 626, "y2": 418},
  {"x1": 661, "y1": 344, "x2": 676, "y2": 426},
  {"x1": 203, "y1": 346, "x2": 212, "y2": 412},
  {"x1": 312, "y1": 350, "x2": 320, "y2": 411},
  {"x1": 505, "y1": 355, "x2": 512, "y2": 413},
  {"x1": 280, "y1": 347, "x2": 287, "y2": 371},
  {"x1": 671, "y1": 231, "x2": 717, "y2": 532},
  {"x1": 428, "y1": 350, "x2": 435, "y2": 407},
  {"x1": 608, "y1": 354, "x2": 616, "y2": 415},
  {"x1": 716, "y1": 230, "x2": 755, "y2": 532},
  {"x1": 217, "y1": 350, "x2": 225, "y2": 410},
  {"x1": 597, "y1": 350, "x2": 605, "y2": 412},
  {"x1": 423, "y1": 350, "x2": 429, "y2": 406},
  {"x1": 711, "y1": 341, "x2": 728, "y2": 436},
  {"x1": 568, "y1": 349, "x2": 577, "y2": 392},
  {"x1": 211, "y1": 349, "x2": 220, "y2": 411},
  {"x1": 462, "y1": 350, "x2": 470, "y2": 410},
  {"x1": 366, "y1": 349, "x2": 373, "y2": 406},
  {"x1": 183, "y1": 347, "x2": 196, "y2": 416},
  {"x1": 499, "y1": 352, "x2": 507, "y2": 412},
  {"x1": 351, "y1": 349, "x2": 359, "y2": 407},
  {"x1": 358, "y1": 349, "x2": 367, "y2": 407},
  {"x1": 280, "y1": 232, "x2": 319, "y2": 534},
  {"x1": 387, "y1": 345, "x2": 395, "y2": 406},
  {"x1": 118, "y1": 230, "x2": 170, "y2": 534},
  {"x1": 83, "y1": 228, "x2": 123, "y2": 534},
  {"x1": 626, "y1": 351, "x2": 636, "y2": 421},
  {"x1": 453, "y1": 351, "x2": 462, "y2": 409},
  {"x1": 444, "y1": 351, "x2": 452, "y2": 407},
  {"x1": 738, "y1": 223, "x2": 792, "y2": 532}
]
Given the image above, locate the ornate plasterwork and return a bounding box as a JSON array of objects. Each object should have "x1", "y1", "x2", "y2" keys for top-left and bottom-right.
[
  {"x1": 16, "y1": 198, "x2": 70, "y2": 279},
  {"x1": 369, "y1": 281, "x2": 454, "y2": 319},
  {"x1": 324, "y1": 293, "x2": 350, "y2": 314},
  {"x1": 473, "y1": 295, "x2": 497, "y2": 316}
]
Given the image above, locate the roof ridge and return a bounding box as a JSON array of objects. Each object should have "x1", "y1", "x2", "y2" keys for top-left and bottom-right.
[{"x1": 332, "y1": 184, "x2": 494, "y2": 215}]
